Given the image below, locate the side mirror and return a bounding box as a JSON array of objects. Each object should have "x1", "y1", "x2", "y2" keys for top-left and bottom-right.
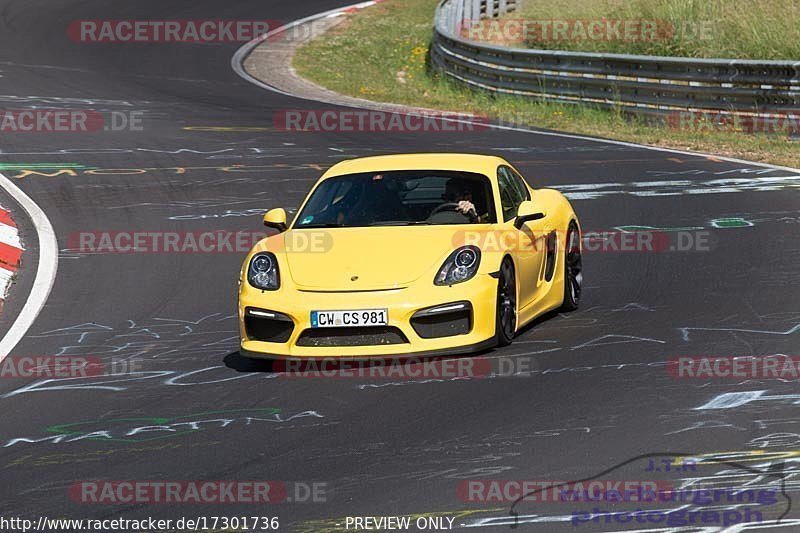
[
  {"x1": 263, "y1": 208, "x2": 288, "y2": 232},
  {"x1": 514, "y1": 200, "x2": 546, "y2": 230}
]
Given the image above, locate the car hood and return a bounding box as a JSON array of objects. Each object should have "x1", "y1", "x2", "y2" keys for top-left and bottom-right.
[{"x1": 282, "y1": 226, "x2": 460, "y2": 290}]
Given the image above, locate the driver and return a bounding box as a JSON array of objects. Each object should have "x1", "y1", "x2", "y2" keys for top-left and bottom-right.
[{"x1": 440, "y1": 178, "x2": 487, "y2": 223}]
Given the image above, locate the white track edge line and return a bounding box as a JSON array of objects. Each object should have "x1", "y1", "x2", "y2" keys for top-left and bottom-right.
[
  {"x1": 231, "y1": 2, "x2": 800, "y2": 175},
  {"x1": 0, "y1": 172, "x2": 58, "y2": 360}
]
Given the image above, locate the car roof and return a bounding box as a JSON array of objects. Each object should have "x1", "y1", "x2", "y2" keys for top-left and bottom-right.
[{"x1": 320, "y1": 153, "x2": 509, "y2": 180}]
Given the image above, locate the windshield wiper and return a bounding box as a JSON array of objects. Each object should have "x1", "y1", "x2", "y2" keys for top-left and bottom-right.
[
  {"x1": 369, "y1": 221, "x2": 432, "y2": 226},
  {"x1": 295, "y1": 223, "x2": 343, "y2": 229}
]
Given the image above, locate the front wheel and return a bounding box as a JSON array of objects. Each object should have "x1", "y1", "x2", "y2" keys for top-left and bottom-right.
[
  {"x1": 494, "y1": 259, "x2": 517, "y2": 347},
  {"x1": 560, "y1": 222, "x2": 582, "y2": 311}
]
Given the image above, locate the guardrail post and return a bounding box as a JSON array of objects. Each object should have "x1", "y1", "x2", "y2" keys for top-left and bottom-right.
[
  {"x1": 469, "y1": 0, "x2": 480, "y2": 22},
  {"x1": 454, "y1": 0, "x2": 463, "y2": 35}
]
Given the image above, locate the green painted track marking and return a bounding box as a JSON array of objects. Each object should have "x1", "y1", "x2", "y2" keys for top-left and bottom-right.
[{"x1": 710, "y1": 217, "x2": 754, "y2": 228}]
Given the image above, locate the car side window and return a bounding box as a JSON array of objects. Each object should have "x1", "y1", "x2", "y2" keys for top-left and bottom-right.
[
  {"x1": 508, "y1": 167, "x2": 531, "y2": 201},
  {"x1": 497, "y1": 166, "x2": 524, "y2": 222}
]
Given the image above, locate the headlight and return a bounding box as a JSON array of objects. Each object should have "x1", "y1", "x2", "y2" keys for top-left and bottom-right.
[
  {"x1": 247, "y1": 252, "x2": 280, "y2": 290},
  {"x1": 434, "y1": 246, "x2": 481, "y2": 286}
]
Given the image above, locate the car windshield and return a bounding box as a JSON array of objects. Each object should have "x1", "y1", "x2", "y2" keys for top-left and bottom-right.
[{"x1": 294, "y1": 170, "x2": 496, "y2": 228}]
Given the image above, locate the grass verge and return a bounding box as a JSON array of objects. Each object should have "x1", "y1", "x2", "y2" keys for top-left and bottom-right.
[
  {"x1": 491, "y1": 0, "x2": 800, "y2": 59},
  {"x1": 293, "y1": 0, "x2": 799, "y2": 168}
]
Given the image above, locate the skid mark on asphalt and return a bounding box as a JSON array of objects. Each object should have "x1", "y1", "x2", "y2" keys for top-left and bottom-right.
[
  {"x1": 680, "y1": 323, "x2": 800, "y2": 342},
  {"x1": 558, "y1": 174, "x2": 800, "y2": 200},
  {"x1": 23, "y1": 313, "x2": 239, "y2": 362},
  {"x1": 2, "y1": 408, "x2": 328, "y2": 449},
  {"x1": 4, "y1": 440, "x2": 221, "y2": 469},
  {"x1": 569, "y1": 334, "x2": 666, "y2": 350}
]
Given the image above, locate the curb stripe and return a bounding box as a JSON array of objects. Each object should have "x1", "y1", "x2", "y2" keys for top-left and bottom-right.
[
  {"x1": 0, "y1": 210, "x2": 15, "y2": 228},
  {"x1": 0, "y1": 222, "x2": 22, "y2": 249},
  {"x1": 0, "y1": 206, "x2": 23, "y2": 299},
  {"x1": 0, "y1": 241, "x2": 22, "y2": 271},
  {"x1": 0, "y1": 265, "x2": 14, "y2": 286}
]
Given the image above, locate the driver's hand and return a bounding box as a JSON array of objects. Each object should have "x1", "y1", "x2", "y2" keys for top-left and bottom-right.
[{"x1": 457, "y1": 200, "x2": 477, "y2": 216}]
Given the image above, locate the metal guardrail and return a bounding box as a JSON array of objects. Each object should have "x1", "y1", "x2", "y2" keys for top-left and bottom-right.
[
  {"x1": 438, "y1": 0, "x2": 517, "y2": 27},
  {"x1": 431, "y1": 0, "x2": 800, "y2": 116}
]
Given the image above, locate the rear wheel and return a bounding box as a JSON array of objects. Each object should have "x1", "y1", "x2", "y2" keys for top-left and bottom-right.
[
  {"x1": 560, "y1": 222, "x2": 582, "y2": 311},
  {"x1": 494, "y1": 259, "x2": 517, "y2": 346}
]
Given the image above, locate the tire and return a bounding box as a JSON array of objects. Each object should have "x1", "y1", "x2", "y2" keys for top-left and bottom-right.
[
  {"x1": 560, "y1": 222, "x2": 582, "y2": 312},
  {"x1": 494, "y1": 259, "x2": 517, "y2": 347}
]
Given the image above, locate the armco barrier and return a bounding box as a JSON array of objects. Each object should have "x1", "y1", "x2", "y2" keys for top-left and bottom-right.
[{"x1": 431, "y1": 0, "x2": 800, "y2": 116}]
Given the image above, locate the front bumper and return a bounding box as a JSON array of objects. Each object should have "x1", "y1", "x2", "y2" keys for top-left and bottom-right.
[{"x1": 238, "y1": 274, "x2": 498, "y2": 358}]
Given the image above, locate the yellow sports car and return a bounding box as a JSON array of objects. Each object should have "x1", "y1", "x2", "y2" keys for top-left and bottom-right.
[{"x1": 238, "y1": 153, "x2": 581, "y2": 359}]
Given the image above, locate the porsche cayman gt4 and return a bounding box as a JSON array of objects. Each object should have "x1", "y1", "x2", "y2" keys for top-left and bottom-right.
[{"x1": 238, "y1": 153, "x2": 581, "y2": 359}]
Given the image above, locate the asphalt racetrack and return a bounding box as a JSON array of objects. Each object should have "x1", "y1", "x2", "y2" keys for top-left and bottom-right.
[{"x1": 0, "y1": 0, "x2": 799, "y2": 531}]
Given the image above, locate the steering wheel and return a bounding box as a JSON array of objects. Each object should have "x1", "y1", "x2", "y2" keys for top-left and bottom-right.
[
  {"x1": 428, "y1": 202, "x2": 473, "y2": 224},
  {"x1": 429, "y1": 202, "x2": 461, "y2": 216}
]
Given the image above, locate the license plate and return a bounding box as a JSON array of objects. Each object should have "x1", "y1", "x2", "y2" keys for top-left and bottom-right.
[{"x1": 310, "y1": 309, "x2": 388, "y2": 328}]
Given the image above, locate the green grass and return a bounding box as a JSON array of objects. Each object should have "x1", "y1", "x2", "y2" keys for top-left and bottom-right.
[
  {"x1": 293, "y1": 0, "x2": 800, "y2": 168},
  {"x1": 488, "y1": 0, "x2": 800, "y2": 59}
]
